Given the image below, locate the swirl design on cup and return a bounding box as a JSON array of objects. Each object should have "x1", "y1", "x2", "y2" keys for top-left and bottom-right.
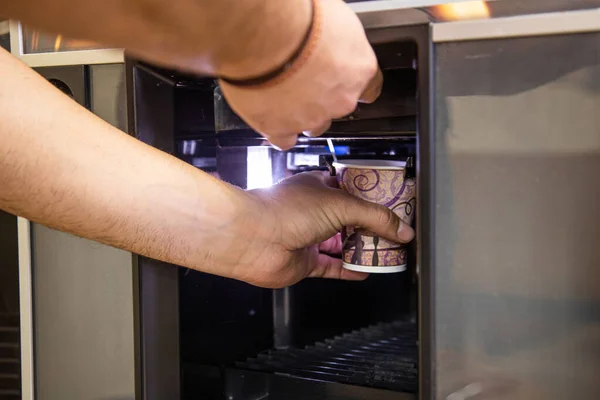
[
  {"x1": 392, "y1": 196, "x2": 416, "y2": 219},
  {"x1": 353, "y1": 170, "x2": 380, "y2": 192}
]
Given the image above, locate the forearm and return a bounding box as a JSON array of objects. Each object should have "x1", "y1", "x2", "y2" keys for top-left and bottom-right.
[
  {"x1": 1, "y1": 0, "x2": 311, "y2": 78},
  {"x1": 0, "y1": 48, "x2": 247, "y2": 274}
]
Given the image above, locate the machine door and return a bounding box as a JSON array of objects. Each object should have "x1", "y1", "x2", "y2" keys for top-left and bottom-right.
[{"x1": 431, "y1": 11, "x2": 600, "y2": 400}]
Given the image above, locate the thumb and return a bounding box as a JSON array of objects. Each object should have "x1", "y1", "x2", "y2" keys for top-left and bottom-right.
[
  {"x1": 338, "y1": 196, "x2": 415, "y2": 244},
  {"x1": 359, "y1": 68, "x2": 383, "y2": 104}
]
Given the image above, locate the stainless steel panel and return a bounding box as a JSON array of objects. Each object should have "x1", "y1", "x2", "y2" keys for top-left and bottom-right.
[
  {"x1": 35, "y1": 66, "x2": 88, "y2": 107},
  {"x1": 18, "y1": 217, "x2": 34, "y2": 400},
  {"x1": 482, "y1": 0, "x2": 600, "y2": 17},
  {"x1": 89, "y1": 64, "x2": 127, "y2": 131},
  {"x1": 433, "y1": 8, "x2": 600, "y2": 43},
  {"x1": 354, "y1": 0, "x2": 600, "y2": 30},
  {"x1": 0, "y1": 20, "x2": 8, "y2": 36},
  {"x1": 10, "y1": 21, "x2": 123, "y2": 67},
  {"x1": 434, "y1": 32, "x2": 600, "y2": 399},
  {"x1": 352, "y1": 0, "x2": 434, "y2": 28},
  {"x1": 32, "y1": 64, "x2": 134, "y2": 400},
  {"x1": 9, "y1": 20, "x2": 21, "y2": 56},
  {"x1": 32, "y1": 228, "x2": 135, "y2": 400},
  {"x1": 21, "y1": 25, "x2": 102, "y2": 54}
]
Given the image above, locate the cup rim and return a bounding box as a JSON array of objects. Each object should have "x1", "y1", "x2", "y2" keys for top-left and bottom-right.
[{"x1": 332, "y1": 159, "x2": 407, "y2": 170}]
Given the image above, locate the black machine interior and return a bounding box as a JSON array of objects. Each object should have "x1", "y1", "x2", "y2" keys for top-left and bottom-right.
[{"x1": 130, "y1": 38, "x2": 421, "y2": 399}]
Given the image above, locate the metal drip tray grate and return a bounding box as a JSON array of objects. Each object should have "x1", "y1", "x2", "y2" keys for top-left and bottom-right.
[
  {"x1": 0, "y1": 314, "x2": 20, "y2": 399},
  {"x1": 236, "y1": 321, "x2": 418, "y2": 393}
]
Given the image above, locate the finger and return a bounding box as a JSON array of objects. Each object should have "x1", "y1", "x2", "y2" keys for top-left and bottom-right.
[
  {"x1": 269, "y1": 134, "x2": 298, "y2": 151},
  {"x1": 322, "y1": 174, "x2": 339, "y2": 189},
  {"x1": 340, "y1": 196, "x2": 415, "y2": 244},
  {"x1": 303, "y1": 171, "x2": 338, "y2": 188},
  {"x1": 358, "y1": 68, "x2": 383, "y2": 104},
  {"x1": 319, "y1": 233, "x2": 342, "y2": 255},
  {"x1": 302, "y1": 120, "x2": 332, "y2": 138},
  {"x1": 308, "y1": 254, "x2": 368, "y2": 281}
]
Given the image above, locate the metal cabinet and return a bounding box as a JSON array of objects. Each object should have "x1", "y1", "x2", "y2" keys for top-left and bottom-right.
[
  {"x1": 432, "y1": 18, "x2": 600, "y2": 400},
  {"x1": 9, "y1": 27, "x2": 134, "y2": 397},
  {"x1": 8, "y1": 21, "x2": 123, "y2": 67},
  {"x1": 28, "y1": 64, "x2": 135, "y2": 400}
]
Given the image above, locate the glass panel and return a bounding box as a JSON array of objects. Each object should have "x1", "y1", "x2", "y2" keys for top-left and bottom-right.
[
  {"x1": 434, "y1": 33, "x2": 600, "y2": 399},
  {"x1": 22, "y1": 25, "x2": 103, "y2": 53}
]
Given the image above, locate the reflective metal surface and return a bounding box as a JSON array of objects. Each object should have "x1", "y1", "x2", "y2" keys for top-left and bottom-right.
[
  {"x1": 225, "y1": 368, "x2": 416, "y2": 400},
  {"x1": 22, "y1": 25, "x2": 101, "y2": 54},
  {"x1": 17, "y1": 217, "x2": 33, "y2": 400},
  {"x1": 434, "y1": 31, "x2": 600, "y2": 399},
  {"x1": 354, "y1": 0, "x2": 600, "y2": 30},
  {"x1": 433, "y1": 7, "x2": 600, "y2": 42},
  {"x1": 31, "y1": 65, "x2": 135, "y2": 400},
  {"x1": 475, "y1": 0, "x2": 600, "y2": 18},
  {"x1": 35, "y1": 65, "x2": 88, "y2": 107},
  {"x1": 9, "y1": 21, "x2": 123, "y2": 67},
  {"x1": 233, "y1": 321, "x2": 418, "y2": 393}
]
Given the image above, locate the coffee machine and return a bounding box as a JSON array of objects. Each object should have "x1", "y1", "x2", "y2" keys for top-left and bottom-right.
[{"x1": 132, "y1": 2, "x2": 600, "y2": 399}]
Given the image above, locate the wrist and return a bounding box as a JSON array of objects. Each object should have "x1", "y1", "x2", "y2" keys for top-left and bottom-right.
[
  {"x1": 215, "y1": 0, "x2": 312, "y2": 80},
  {"x1": 187, "y1": 179, "x2": 265, "y2": 279}
]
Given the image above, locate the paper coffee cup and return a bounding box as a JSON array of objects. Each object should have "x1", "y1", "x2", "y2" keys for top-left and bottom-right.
[{"x1": 333, "y1": 159, "x2": 416, "y2": 274}]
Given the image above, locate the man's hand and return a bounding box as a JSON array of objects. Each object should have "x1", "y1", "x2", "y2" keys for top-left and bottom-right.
[
  {"x1": 3, "y1": 0, "x2": 381, "y2": 149},
  {"x1": 220, "y1": 0, "x2": 383, "y2": 150},
  {"x1": 220, "y1": 172, "x2": 414, "y2": 288}
]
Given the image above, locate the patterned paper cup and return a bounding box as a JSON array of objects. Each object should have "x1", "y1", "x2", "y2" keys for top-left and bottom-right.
[{"x1": 333, "y1": 159, "x2": 416, "y2": 273}]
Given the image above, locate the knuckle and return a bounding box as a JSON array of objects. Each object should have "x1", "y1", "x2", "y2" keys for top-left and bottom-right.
[
  {"x1": 333, "y1": 196, "x2": 354, "y2": 223},
  {"x1": 254, "y1": 122, "x2": 277, "y2": 137},
  {"x1": 268, "y1": 132, "x2": 299, "y2": 150},
  {"x1": 272, "y1": 141, "x2": 295, "y2": 151},
  {"x1": 338, "y1": 196, "x2": 370, "y2": 225},
  {"x1": 330, "y1": 195, "x2": 347, "y2": 214},
  {"x1": 364, "y1": 58, "x2": 378, "y2": 78},
  {"x1": 375, "y1": 206, "x2": 398, "y2": 228},
  {"x1": 303, "y1": 120, "x2": 329, "y2": 134},
  {"x1": 335, "y1": 96, "x2": 358, "y2": 117}
]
